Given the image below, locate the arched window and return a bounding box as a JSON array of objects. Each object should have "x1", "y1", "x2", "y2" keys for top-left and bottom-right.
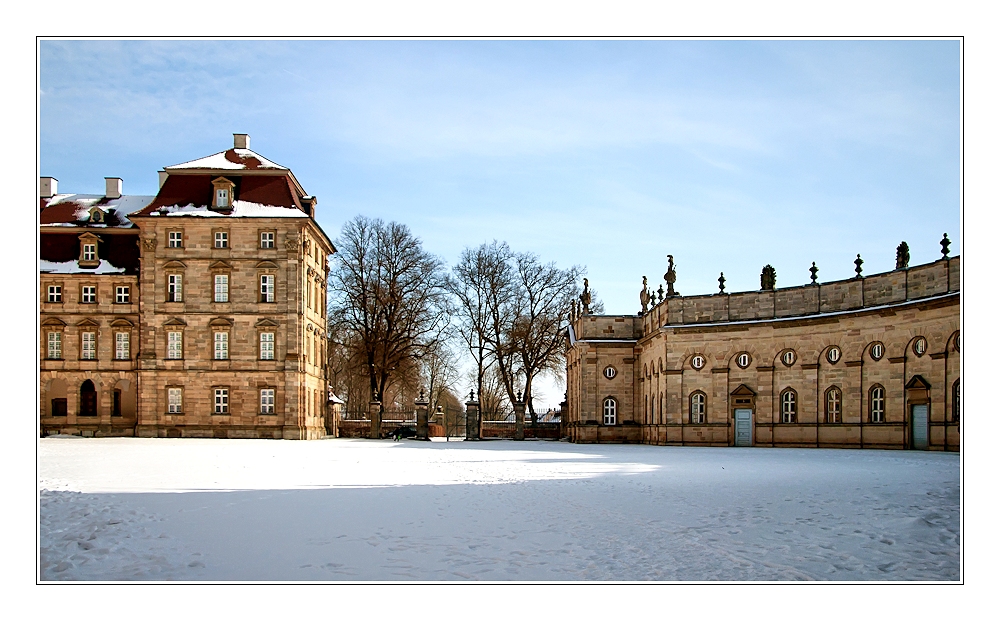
[
  {"x1": 690, "y1": 391, "x2": 706, "y2": 424},
  {"x1": 825, "y1": 386, "x2": 841, "y2": 423},
  {"x1": 780, "y1": 389, "x2": 797, "y2": 423},
  {"x1": 79, "y1": 379, "x2": 97, "y2": 417},
  {"x1": 869, "y1": 385, "x2": 886, "y2": 423},
  {"x1": 952, "y1": 379, "x2": 960, "y2": 423},
  {"x1": 603, "y1": 398, "x2": 617, "y2": 426}
]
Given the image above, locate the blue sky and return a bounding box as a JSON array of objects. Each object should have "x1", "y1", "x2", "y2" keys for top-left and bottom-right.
[
  {"x1": 40, "y1": 40, "x2": 959, "y2": 308},
  {"x1": 39, "y1": 39, "x2": 960, "y2": 404}
]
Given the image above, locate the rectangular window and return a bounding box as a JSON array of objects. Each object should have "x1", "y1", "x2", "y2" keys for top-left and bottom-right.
[
  {"x1": 168, "y1": 274, "x2": 182, "y2": 302},
  {"x1": 215, "y1": 232, "x2": 228, "y2": 248},
  {"x1": 167, "y1": 331, "x2": 183, "y2": 359},
  {"x1": 214, "y1": 388, "x2": 229, "y2": 414},
  {"x1": 115, "y1": 332, "x2": 130, "y2": 359},
  {"x1": 260, "y1": 232, "x2": 274, "y2": 249},
  {"x1": 260, "y1": 388, "x2": 275, "y2": 414},
  {"x1": 214, "y1": 274, "x2": 229, "y2": 303},
  {"x1": 82, "y1": 332, "x2": 96, "y2": 360},
  {"x1": 115, "y1": 286, "x2": 130, "y2": 304},
  {"x1": 260, "y1": 332, "x2": 275, "y2": 360},
  {"x1": 260, "y1": 275, "x2": 275, "y2": 302},
  {"x1": 81, "y1": 286, "x2": 97, "y2": 303},
  {"x1": 168, "y1": 231, "x2": 183, "y2": 248},
  {"x1": 214, "y1": 332, "x2": 229, "y2": 360},
  {"x1": 83, "y1": 244, "x2": 96, "y2": 261},
  {"x1": 47, "y1": 332, "x2": 62, "y2": 359},
  {"x1": 47, "y1": 285, "x2": 62, "y2": 303},
  {"x1": 216, "y1": 189, "x2": 229, "y2": 208},
  {"x1": 168, "y1": 388, "x2": 182, "y2": 414}
]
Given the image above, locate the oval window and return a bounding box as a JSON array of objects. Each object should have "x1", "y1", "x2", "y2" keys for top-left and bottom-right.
[
  {"x1": 691, "y1": 355, "x2": 705, "y2": 370},
  {"x1": 955, "y1": 332, "x2": 960, "y2": 352},
  {"x1": 603, "y1": 366, "x2": 617, "y2": 379},
  {"x1": 736, "y1": 353, "x2": 751, "y2": 369},
  {"x1": 913, "y1": 337, "x2": 927, "y2": 356},
  {"x1": 827, "y1": 346, "x2": 841, "y2": 363},
  {"x1": 781, "y1": 350, "x2": 795, "y2": 366},
  {"x1": 870, "y1": 342, "x2": 884, "y2": 361}
]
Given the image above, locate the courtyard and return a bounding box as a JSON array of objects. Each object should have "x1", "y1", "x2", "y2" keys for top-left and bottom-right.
[{"x1": 38, "y1": 437, "x2": 960, "y2": 581}]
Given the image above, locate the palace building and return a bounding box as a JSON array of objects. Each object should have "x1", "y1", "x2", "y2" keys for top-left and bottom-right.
[
  {"x1": 39, "y1": 135, "x2": 335, "y2": 439},
  {"x1": 564, "y1": 246, "x2": 960, "y2": 450}
]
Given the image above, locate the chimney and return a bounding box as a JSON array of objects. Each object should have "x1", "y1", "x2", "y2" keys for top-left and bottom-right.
[
  {"x1": 158, "y1": 171, "x2": 168, "y2": 188},
  {"x1": 234, "y1": 133, "x2": 250, "y2": 149},
  {"x1": 105, "y1": 177, "x2": 122, "y2": 199},
  {"x1": 40, "y1": 177, "x2": 58, "y2": 198}
]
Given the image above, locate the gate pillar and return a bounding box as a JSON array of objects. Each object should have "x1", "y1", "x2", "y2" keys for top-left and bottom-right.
[
  {"x1": 415, "y1": 390, "x2": 429, "y2": 440},
  {"x1": 465, "y1": 390, "x2": 480, "y2": 440},
  {"x1": 369, "y1": 400, "x2": 382, "y2": 439},
  {"x1": 514, "y1": 393, "x2": 525, "y2": 440}
]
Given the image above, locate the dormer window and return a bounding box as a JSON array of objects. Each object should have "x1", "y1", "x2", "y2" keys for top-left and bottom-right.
[
  {"x1": 89, "y1": 208, "x2": 104, "y2": 223},
  {"x1": 211, "y1": 177, "x2": 236, "y2": 210},
  {"x1": 78, "y1": 233, "x2": 100, "y2": 267}
]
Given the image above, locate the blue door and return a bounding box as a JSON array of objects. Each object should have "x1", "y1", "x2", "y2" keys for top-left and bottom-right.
[
  {"x1": 735, "y1": 409, "x2": 752, "y2": 446},
  {"x1": 911, "y1": 404, "x2": 929, "y2": 450}
]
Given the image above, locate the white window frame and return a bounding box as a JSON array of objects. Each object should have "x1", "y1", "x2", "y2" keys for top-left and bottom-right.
[
  {"x1": 214, "y1": 331, "x2": 229, "y2": 360},
  {"x1": 827, "y1": 346, "x2": 841, "y2": 363},
  {"x1": 782, "y1": 350, "x2": 795, "y2": 366},
  {"x1": 82, "y1": 243, "x2": 96, "y2": 261},
  {"x1": 260, "y1": 231, "x2": 275, "y2": 249},
  {"x1": 214, "y1": 274, "x2": 229, "y2": 303},
  {"x1": 736, "y1": 353, "x2": 750, "y2": 368},
  {"x1": 168, "y1": 387, "x2": 183, "y2": 414},
  {"x1": 47, "y1": 332, "x2": 62, "y2": 359},
  {"x1": 214, "y1": 231, "x2": 228, "y2": 248},
  {"x1": 81, "y1": 331, "x2": 96, "y2": 360},
  {"x1": 826, "y1": 387, "x2": 841, "y2": 423},
  {"x1": 115, "y1": 332, "x2": 130, "y2": 360},
  {"x1": 870, "y1": 342, "x2": 884, "y2": 361},
  {"x1": 167, "y1": 274, "x2": 183, "y2": 302},
  {"x1": 214, "y1": 388, "x2": 229, "y2": 414},
  {"x1": 81, "y1": 286, "x2": 97, "y2": 304},
  {"x1": 603, "y1": 397, "x2": 617, "y2": 426},
  {"x1": 690, "y1": 392, "x2": 706, "y2": 424},
  {"x1": 260, "y1": 332, "x2": 275, "y2": 360},
  {"x1": 167, "y1": 331, "x2": 183, "y2": 360},
  {"x1": 260, "y1": 274, "x2": 275, "y2": 303},
  {"x1": 47, "y1": 285, "x2": 62, "y2": 303},
  {"x1": 260, "y1": 388, "x2": 275, "y2": 414},
  {"x1": 870, "y1": 386, "x2": 885, "y2": 423},
  {"x1": 914, "y1": 337, "x2": 927, "y2": 356},
  {"x1": 168, "y1": 231, "x2": 183, "y2": 248},
  {"x1": 781, "y1": 390, "x2": 796, "y2": 423},
  {"x1": 691, "y1": 355, "x2": 705, "y2": 370},
  {"x1": 216, "y1": 189, "x2": 229, "y2": 208},
  {"x1": 115, "y1": 285, "x2": 130, "y2": 304}
]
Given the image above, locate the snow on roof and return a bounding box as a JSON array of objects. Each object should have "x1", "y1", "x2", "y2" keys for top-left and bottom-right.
[
  {"x1": 165, "y1": 148, "x2": 287, "y2": 171},
  {"x1": 41, "y1": 194, "x2": 156, "y2": 228},
  {"x1": 148, "y1": 200, "x2": 308, "y2": 218},
  {"x1": 39, "y1": 259, "x2": 127, "y2": 275}
]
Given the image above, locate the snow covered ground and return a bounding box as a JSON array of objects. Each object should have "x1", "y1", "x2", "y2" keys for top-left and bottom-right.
[{"x1": 38, "y1": 437, "x2": 960, "y2": 581}]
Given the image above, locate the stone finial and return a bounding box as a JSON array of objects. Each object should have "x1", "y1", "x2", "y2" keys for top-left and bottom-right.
[
  {"x1": 940, "y1": 233, "x2": 950, "y2": 258},
  {"x1": 718, "y1": 272, "x2": 726, "y2": 294},
  {"x1": 516, "y1": 391, "x2": 523, "y2": 403},
  {"x1": 664, "y1": 255, "x2": 678, "y2": 297},
  {"x1": 896, "y1": 242, "x2": 910, "y2": 269},
  {"x1": 579, "y1": 278, "x2": 592, "y2": 315},
  {"x1": 809, "y1": 262, "x2": 819, "y2": 285},
  {"x1": 639, "y1": 276, "x2": 651, "y2": 315},
  {"x1": 656, "y1": 284, "x2": 664, "y2": 302},
  {"x1": 468, "y1": 389, "x2": 476, "y2": 402},
  {"x1": 760, "y1": 265, "x2": 776, "y2": 291},
  {"x1": 854, "y1": 254, "x2": 864, "y2": 278}
]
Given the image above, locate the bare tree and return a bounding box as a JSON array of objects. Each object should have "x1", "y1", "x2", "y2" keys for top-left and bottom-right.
[
  {"x1": 328, "y1": 216, "x2": 449, "y2": 433},
  {"x1": 450, "y1": 241, "x2": 582, "y2": 433},
  {"x1": 510, "y1": 252, "x2": 581, "y2": 424}
]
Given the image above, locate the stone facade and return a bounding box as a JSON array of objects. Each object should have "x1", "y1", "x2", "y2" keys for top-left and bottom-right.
[
  {"x1": 40, "y1": 135, "x2": 335, "y2": 439},
  {"x1": 565, "y1": 255, "x2": 960, "y2": 451}
]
